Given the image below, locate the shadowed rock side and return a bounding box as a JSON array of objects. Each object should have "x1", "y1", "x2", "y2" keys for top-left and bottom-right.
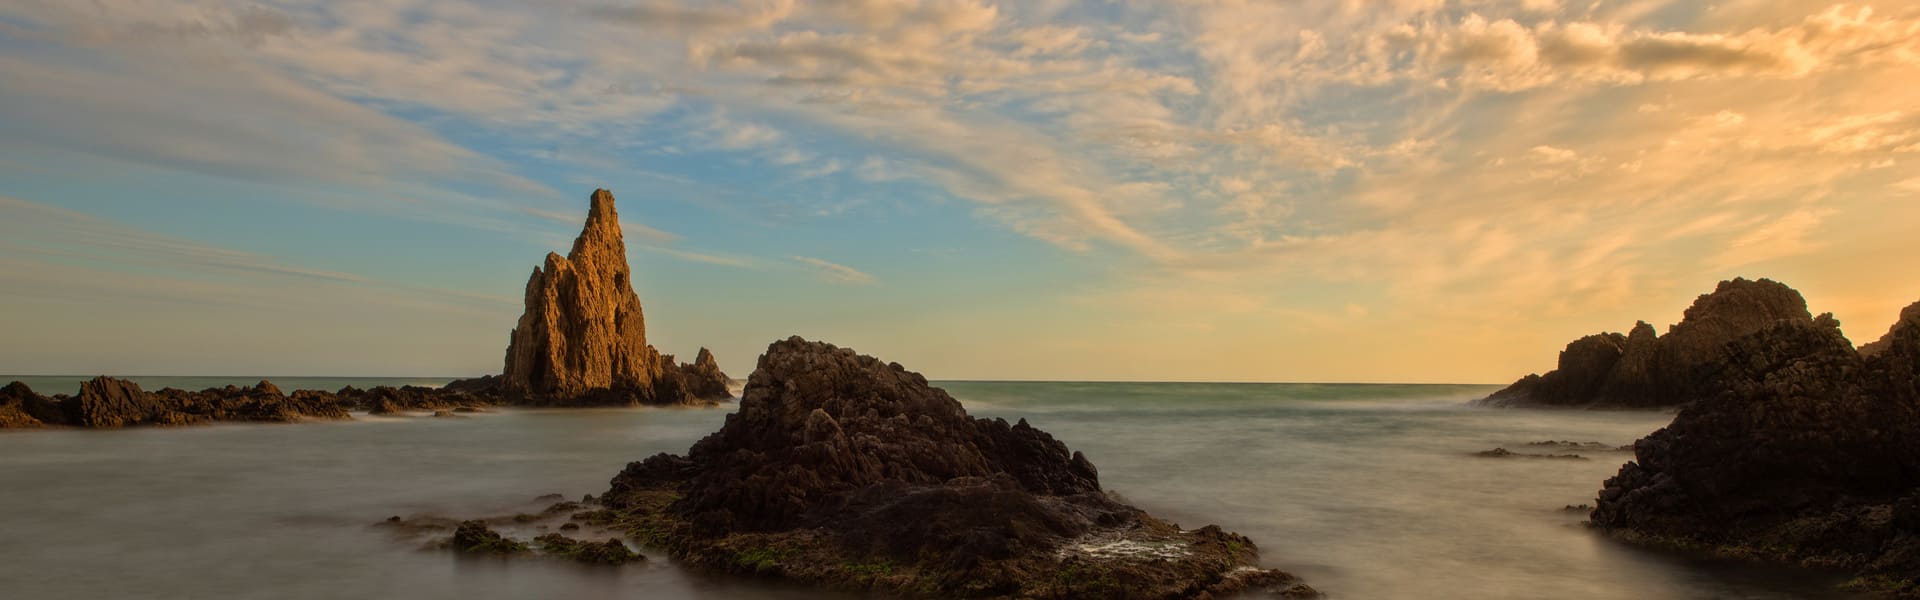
[
  {"x1": 1482, "y1": 277, "x2": 1817, "y2": 408},
  {"x1": 501, "y1": 189, "x2": 730, "y2": 407},
  {"x1": 1590, "y1": 304, "x2": 1920, "y2": 598},
  {"x1": 0, "y1": 376, "x2": 506, "y2": 428},
  {"x1": 1860, "y1": 299, "x2": 1920, "y2": 359},
  {"x1": 588, "y1": 336, "x2": 1316, "y2": 599}
]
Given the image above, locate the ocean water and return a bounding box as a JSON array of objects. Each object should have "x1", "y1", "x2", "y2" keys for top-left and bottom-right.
[{"x1": 0, "y1": 379, "x2": 1862, "y2": 599}]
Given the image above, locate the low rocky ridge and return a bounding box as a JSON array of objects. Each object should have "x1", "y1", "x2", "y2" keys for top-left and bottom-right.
[
  {"x1": 565, "y1": 336, "x2": 1316, "y2": 598},
  {"x1": 0, "y1": 376, "x2": 507, "y2": 428},
  {"x1": 1481, "y1": 277, "x2": 1821, "y2": 408},
  {"x1": 1589, "y1": 300, "x2": 1920, "y2": 598}
]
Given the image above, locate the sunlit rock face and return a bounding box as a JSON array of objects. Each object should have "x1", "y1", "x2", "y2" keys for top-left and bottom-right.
[
  {"x1": 501, "y1": 189, "x2": 728, "y2": 406},
  {"x1": 1482, "y1": 277, "x2": 1815, "y2": 408}
]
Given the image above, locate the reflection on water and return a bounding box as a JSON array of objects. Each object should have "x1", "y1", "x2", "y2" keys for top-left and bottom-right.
[{"x1": 0, "y1": 381, "x2": 1865, "y2": 599}]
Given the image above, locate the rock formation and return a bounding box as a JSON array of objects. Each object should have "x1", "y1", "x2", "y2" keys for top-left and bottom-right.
[
  {"x1": 1590, "y1": 300, "x2": 1920, "y2": 598},
  {"x1": 1481, "y1": 278, "x2": 1817, "y2": 408},
  {"x1": 1860, "y1": 299, "x2": 1920, "y2": 359},
  {"x1": 500, "y1": 189, "x2": 730, "y2": 406},
  {"x1": 676, "y1": 347, "x2": 731, "y2": 400},
  {"x1": 588, "y1": 336, "x2": 1316, "y2": 598},
  {"x1": 0, "y1": 377, "x2": 508, "y2": 429}
]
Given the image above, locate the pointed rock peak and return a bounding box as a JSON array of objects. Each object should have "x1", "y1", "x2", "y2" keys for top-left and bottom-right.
[
  {"x1": 586, "y1": 188, "x2": 618, "y2": 227},
  {"x1": 695, "y1": 347, "x2": 717, "y2": 367}
]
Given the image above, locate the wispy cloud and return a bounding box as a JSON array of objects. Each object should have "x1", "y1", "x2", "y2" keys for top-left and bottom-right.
[{"x1": 791, "y1": 255, "x2": 876, "y2": 285}]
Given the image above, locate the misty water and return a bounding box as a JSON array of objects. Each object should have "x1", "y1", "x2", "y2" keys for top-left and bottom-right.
[{"x1": 0, "y1": 379, "x2": 1862, "y2": 599}]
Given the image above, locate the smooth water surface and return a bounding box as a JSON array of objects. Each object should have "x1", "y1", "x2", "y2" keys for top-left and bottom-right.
[{"x1": 0, "y1": 380, "x2": 1862, "y2": 599}]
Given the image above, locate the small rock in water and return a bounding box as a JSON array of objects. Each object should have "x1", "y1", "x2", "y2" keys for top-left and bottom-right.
[
  {"x1": 534, "y1": 534, "x2": 643, "y2": 565},
  {"x1": 451, "y1": 521, "x2": 528, "y2": 555},
  {"x1": 1474, "y1": 447, "x2": 1587, "y2": 460}
]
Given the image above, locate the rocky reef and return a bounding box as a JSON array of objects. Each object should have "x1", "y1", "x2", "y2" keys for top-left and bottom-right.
[
  {"x1": 0, "y1": 376, "x2": 508, "y2": 428},
  {"x1": 1589, "y1": 298, "x2": 1920, "y2": 597},
  {"x1": 501, "y1": 189, "x2": 730, "y2": 407},
  {"x1": 1481, "y1": 278, "x2": 1820, "y2": 408},
  {"x1": 576, "y1": 336, "x2": 1315, "y2": 598}
]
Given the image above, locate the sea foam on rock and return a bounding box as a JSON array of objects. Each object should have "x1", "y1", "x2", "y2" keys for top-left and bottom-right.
[{"x1": 590, "y1": 336, "x2": 1315, "y2": 598}]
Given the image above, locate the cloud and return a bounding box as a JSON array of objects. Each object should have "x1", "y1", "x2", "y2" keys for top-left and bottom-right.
[
  {"x1": 0, "y1": 195, "x2": 514, "y2": 312},
  {"x1": 791, "y1": 255, "x2": 877, "y2": 284}
]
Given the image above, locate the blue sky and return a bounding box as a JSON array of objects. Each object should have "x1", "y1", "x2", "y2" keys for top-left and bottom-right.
[{"x1": 2, "y1": 0, "x2": 1918, "y2": 381}]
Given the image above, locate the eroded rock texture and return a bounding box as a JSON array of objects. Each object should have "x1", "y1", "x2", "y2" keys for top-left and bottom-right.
[
  {"x1": 1591, "y1": 301, "x2": 1920, "y2": 598},
  {"x1": 1482, "y1": 278, "x2": 1816, "y2": 408},
  {"x1": 592, "y1": 336, "x2": 1314, "y2": 598},
  {"x1": 501, "y1": 189, "x2": 729, "y2": 406}
]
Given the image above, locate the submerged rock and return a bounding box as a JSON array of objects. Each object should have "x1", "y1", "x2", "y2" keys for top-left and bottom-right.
[
  {"x1": 500, "y1": 189, "x2": 730, "y2": 407},
  {"x1": 1482, "y1": 278, "x2": 1817, "y2": 409},
  {"x1": 1473, "y1": 447, "x2": 1587, "y2": 460},
  {"x1": 534, "y1": 534, "x2": 644, "y2": 565},
  {"x1": 593, "y1": 336, "x2": 1312, "y2": 598},
  {"x1": 1591, "y1": 303, "x2": 1920, "y2": 598},
  {"x1": 451, "y1": 521, "x2": 529, "y2": 556}
]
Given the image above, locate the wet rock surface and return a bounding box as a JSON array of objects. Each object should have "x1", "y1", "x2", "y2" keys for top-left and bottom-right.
[
  {"x1": 1590, "y1": 303, "x2": 1920, "y2": 598},
  {"x1": 1482, "y1": 278, "x2": 1818, "y2": 409},
  {"x1": 586, "y1": 336, "x2": 1314, "y2": 598}
]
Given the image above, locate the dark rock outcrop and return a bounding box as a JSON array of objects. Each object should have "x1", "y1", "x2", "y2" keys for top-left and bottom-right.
[
  {"x1": 500, "y1": 189, "x2": 728, "y2": 407},
  {"x1": 677, "y1": 347, "x2": 731, "y2": 400},
  {"x1": 591, "y1": 336, "x2": 1313, "y2": 598},
  {"x1": 1590, "y1": 301, "x2": 1920, "y2": 598},
  {"x1": 0, "y1": 377, "x2": 503, "y2": 428},
  {"x1": 1860, "y1": 299, "x2": 1920, "y2": 359},
  {"x1": 66, "y1": 376, "x2": 166, "y2": 427},
  {"x1": 1482, "y1": 278, "x2": 1815, "y2": 408},
  {"x1": 0, "y1": 382, "x2": 64, "y2": 428}
]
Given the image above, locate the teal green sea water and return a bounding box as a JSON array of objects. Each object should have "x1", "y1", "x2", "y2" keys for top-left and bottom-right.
[{"x1": 0, "y1": 380, "x2": 1863, "y2": 599}]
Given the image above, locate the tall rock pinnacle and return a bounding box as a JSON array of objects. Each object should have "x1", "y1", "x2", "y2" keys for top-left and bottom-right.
[{"x1": 501, "y1": 189, "x2": 728, "y2": 405}]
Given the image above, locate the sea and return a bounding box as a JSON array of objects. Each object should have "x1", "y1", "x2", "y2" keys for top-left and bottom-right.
[{"x1": 0, "y1": 377, "x2": 1864, "y2": 599}]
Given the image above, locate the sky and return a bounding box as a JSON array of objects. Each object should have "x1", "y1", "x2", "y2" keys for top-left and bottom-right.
[{"x1": 1, "y1": 0, "x2": 1917, "y2": 382}]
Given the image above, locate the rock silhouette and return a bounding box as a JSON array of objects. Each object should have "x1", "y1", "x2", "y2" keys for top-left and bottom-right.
[
  {"x1": 1590, "y1": 299, "x2": 1920, "y2": 598},
  {"x1": 1482, "y1": 278, "x2": 1817, "y2": 408}
]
